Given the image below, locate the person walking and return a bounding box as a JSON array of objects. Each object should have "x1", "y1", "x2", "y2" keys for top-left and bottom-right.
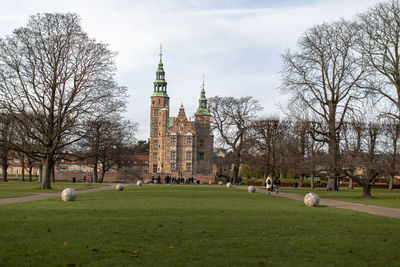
[
  {"x1": 273, "y1": 176, "x2": 281, "y2": 194},
  {"x1": 266, "y1": 175, "x2": 273, "y2": 194}
]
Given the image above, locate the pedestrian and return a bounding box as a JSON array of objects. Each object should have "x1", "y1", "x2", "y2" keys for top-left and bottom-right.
[
  {"x1": 273, "y1": 176, "x2": 281, "y2": 194},
  {"x1": 266, "y1": 175, "x2": 273, "y2": 194}
]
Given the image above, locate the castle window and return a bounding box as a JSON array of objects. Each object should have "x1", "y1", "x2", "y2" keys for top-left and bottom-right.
[
  {"x1": 186, "y1": 137, "x2": 192, "y2": 146},
  {"x1": 153, "y1": 140, "x2": 158, "y2": 149},
  {"x1": 171, "y1": 151, "x2": 176, "y2": 160},
  {"x1": 153, "y1": 118, "x2": 158, "y2": 126},
  {"x1": 154, "y1": 109, "x2": 159, "y2": 116},
  {"x1": 164, "y1": 99, "x2": 168, "y2": 106},
  {"x1": 158, "y1": 99, "x2": 161, "y2": 104},
  {"x1": 153, "y1": 128, "x2": 158, "y2": 137},
  {"x1": 186, "y1": 163, "x2": 192, "y2": 172},
  {"x1": 153, "y1": 164, "x2": 157, "y2": 173},
  {"x1": 199, "y1": 139, "x2": 204, "y2": 148},
  {"x1": 200, "y1": 117, "x2": 204, "y2": 123},
  {"x1": 186, "y1": 151, "x2": 192, "y2": 160},
  {"x1": 199, "y1": 152, "x2": 204, "y2": 160},
  {"x1": 153, "y1": 153, "x2": 157, "y2": 162},
  {"x1": 171, "y1": 137, "x2": 176, "y2": 146},
  {"x1": 170, "y1": 162, "x2": 176, "y2": 171}
]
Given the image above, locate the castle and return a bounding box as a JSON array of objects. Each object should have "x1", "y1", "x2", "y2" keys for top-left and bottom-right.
[{"x1": 148, "y1": 48, "x2": 214, "y2": 178}]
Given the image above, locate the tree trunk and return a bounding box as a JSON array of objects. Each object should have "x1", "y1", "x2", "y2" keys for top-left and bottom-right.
[
  {"x1": 299, "y1": 175, "x2": 304, "y2": 187},
  {"x1": 41, "y1": 155, "x2": 53, "y2": 189},
  {"x1": 310, "y1": 173, "x2": 314, "y2": 189},
  {"x1": 326, "y1": 178, "x2": 338, "y2": 191},
  {"x1": 93, "y1": 156, "x2": 99, "y2": 183},
  {"x1": 38, "y1": 165, "x2": 42, "y2": 183},
  {"x1": 348, "y1": 178, "x2": 353, "y2": 189},
  {"x1": 99, "y1": 164, "x2": 106, "y2": 183},
  {"x1": 1, "y1": 158, "x2": 8, "y2": 182},
  {"x1": 326, "y1": 119, "x2": 339, "y2": 191},
  {"x1": 389, "y1": 175, "x2": 394, "y2": 190},
  {"x1": 28, "y1": 167, "x2": 32, "y2": 182},
  {"x1": 21, "y1": 158, "x2": 25, "y2": 182},
  {"x1": 362, "y1": 183, "x2": 372, "y2": 198},
  {"x1": 51, "y1": 164, "x2": 55, "y2": 183}
]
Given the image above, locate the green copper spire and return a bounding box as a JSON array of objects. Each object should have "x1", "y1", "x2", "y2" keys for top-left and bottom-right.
[
  {"x1": 152, "y1": 44, "x2": 169, "y2": 97},
  {"x1": 195, "y1": 76, "x2": 210, "y2": 116}
]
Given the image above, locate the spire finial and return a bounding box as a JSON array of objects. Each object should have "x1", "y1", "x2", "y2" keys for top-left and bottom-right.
[
  {"x1": 202, "y1": 74, "x2": 205, "y2": 90},
  {"x1": 159, "y1": 43, "x2": 163, "y2": 61}
]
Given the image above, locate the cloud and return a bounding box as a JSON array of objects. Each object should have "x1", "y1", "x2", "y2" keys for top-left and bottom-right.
[{"x1": 0, "y1": 0, "x2": 384, "y2": 139}]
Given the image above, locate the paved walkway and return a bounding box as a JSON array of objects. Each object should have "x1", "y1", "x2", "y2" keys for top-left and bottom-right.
[
  {"x1": 0, "y1": 184, "x2": 116, "y2": 205},
  {"x1": 249, "y1": 186, "x2": 400, "y2": 219}
]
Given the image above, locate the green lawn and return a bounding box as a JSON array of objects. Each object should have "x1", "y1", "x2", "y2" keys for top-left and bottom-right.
[
  {"x1": 278, "y1": 187, "x2": 400, "y2": 209},
  {"x1": 0, "y1": 185, "x2": 399, "y2": 266},
  {"x1": 0, "y1": 181, "x2": 106, "y2": 199}
]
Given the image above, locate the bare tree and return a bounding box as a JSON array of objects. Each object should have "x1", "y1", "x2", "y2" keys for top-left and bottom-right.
[
  {"x1": 343, "y1": 120, "x2": 383, "y2": 198},
  {"x1": 248, "y1": 117, "x2": 291, "y2": 181},
  {"x1": 357, "y1": 0, "x2": 400, "y2": 120},
  {"x1": 81, "y1": 118, "x2": 137, "y2": 183},
  {"x1": 0, "y1": 114, "x2": 12, "y2": 182},
  {"x1": 208, "y1": 96, "x2": 262, "y2": 180},
  {"x1": 382, "y1": 119, "x2": 400, "y2": 190},
  {"x1": 0, "y1": 13, "x2": 121, "y2": 188},
  {"x1": 281, "y1": 20, "x2": 365, "y2": 190}
]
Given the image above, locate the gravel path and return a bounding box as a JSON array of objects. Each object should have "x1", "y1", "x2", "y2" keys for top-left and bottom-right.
[
  {"x1": 0, "y1": 184, "x2": 116, "y2": 205},
  {"x1": 250, "y1": 186, "x2": 400, "y2": 219}
]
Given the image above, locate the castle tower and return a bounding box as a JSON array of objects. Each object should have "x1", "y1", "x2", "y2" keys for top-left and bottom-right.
[
  {"x1": 194, "y1": 78, "x2": 214, "y2": 174},
  {"x1": 149, "y1": 45, "x2": 169, "y2": 174}
]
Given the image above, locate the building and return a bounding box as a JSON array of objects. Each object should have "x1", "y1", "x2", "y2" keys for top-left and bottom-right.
[{"x1": 148, "y1": 48, "x2": 214, "y2": 178}]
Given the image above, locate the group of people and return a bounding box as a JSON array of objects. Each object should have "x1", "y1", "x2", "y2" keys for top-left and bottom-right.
[
  {"x1": 266, "y1": 176, "x2": 280, "y2": 194},
  {"x1": 225, "y1": 176, "x2": 242, "y2": 186},
  {"x1": 151, "y1": 175, "x2": 197, "y2": 184}
]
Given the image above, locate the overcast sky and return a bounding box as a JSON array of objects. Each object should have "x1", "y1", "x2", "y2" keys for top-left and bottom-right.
[{"x1": 0, "y1": 0, "x2": 385, "y2": 139}]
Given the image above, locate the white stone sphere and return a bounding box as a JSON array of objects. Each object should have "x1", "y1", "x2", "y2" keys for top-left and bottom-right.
[
  {"x1": 115, "y1": 183, "x2": 124, "y2": 191},
  {"x1": 226, "y1": 182, "x2": 232, "y2": 188},
  {"x1": 218, "y1": 181, "x2": 224, "y2": 186},
  {"x1": 144, "y1": 179, "x2": 150, "y2": 184},
  {"x1": 137, "y1": 180, "x2": 143, "y2": 186},
  {"x1": 304, "y1": 192, "x2": 320, "y2": 207},
  {"x1": 61, "y1": 188, "x2": 76, "y2": 202},
  {"x1": 248, "y1": 185, "x2": 256, "y2": 193},
  {"x1": 209, "y1": 181, "x2": 213, "y2": 185}
]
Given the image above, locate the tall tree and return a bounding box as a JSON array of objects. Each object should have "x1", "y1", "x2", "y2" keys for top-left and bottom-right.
[
  {"x1": 208, "y1": 96, "x2": 262, "y2": 180},
  {"x1": 0, "y1": 113, "x2": 12, "y2": 182},
  {"x1": 281, "y1": 20, "x2": 365, "y2": 190},
  {"x1": 357, "y1": 0, "x2": 400, "y2": 120},
  {"x1": 0, "y1": 13, "x2": 121, "y2": 188}
]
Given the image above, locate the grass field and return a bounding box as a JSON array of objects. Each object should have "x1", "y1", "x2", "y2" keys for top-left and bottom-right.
[
  {"x1": 0, "y1": 185, "x2": 399, "y2": 266},
  {"x1": 278, "y1": 187, "x2": 400, "y2": 209},
  {"x1": 0, "y1": 181, "x2": 106, "y2": 199}
]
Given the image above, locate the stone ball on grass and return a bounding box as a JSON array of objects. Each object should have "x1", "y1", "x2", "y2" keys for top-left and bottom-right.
[
  {"x1": 248, "y1": 185, "x2": 256, "y2": 193},
  {"x1": 226, "y1": 182, "x2": 232, "y2": 188},
  {"x1": 115, "y1": 183, "x2": 124, "y2": 191},
  {"x1": 218, "y1": 181, "x2": 224, "y2": 186},
  {"x1": 209, "y1": 181, "x2": 213, "y2": 185},
  {"x1": 304, "y1": 192, "x2": 320, "y2": 207},
  {"x1": 137, "y1": 180, "x2": 143, "y2": 186},
  {"x1": 61, "y1": 188, "x2": 76, "y2": 202}
]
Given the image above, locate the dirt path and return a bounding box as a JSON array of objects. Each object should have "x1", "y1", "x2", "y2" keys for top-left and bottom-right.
[
  {"x1": 0, "y1": 184, "x2": 117, "y2": 205},
  {"x1": 249, "y1": 186, "x2": 400, "y2": 219}
]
